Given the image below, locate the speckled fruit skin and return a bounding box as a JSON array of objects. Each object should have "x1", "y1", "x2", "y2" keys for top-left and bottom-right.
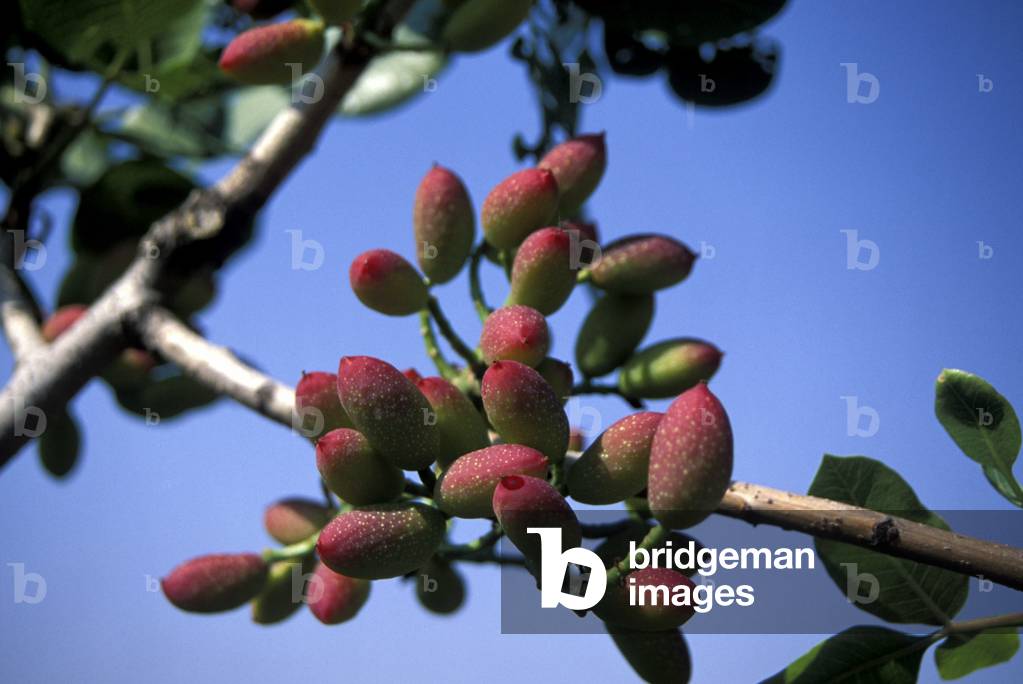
[
  {"x1": 442, "y1": 0, "x2": 533, "y2": 53},
  {"x1": 162, "y1": 553, "x2": 268, "y2": 613},
  {"x1": 435, "y1": 444, "x2": 549, "y2": 518},
  {"x1": 481, "y1": 360, "x2": 569, "y2": 464},
  {"x1": 307, "y1": 562, "x2": 371, "y2": 625},
  {"x1": 415, "y1": 559, "x2": 466, "y2": 614},
  {"x1": 594, "y1": 567, "x2": 696, "y2": 631},
  {"x1": 506, "y1": 227, "x2": 576, "y2": 315},
  {"x1": 606, "y1": 625, "x2": 692, "y2": 684},
  {"x1": 492, "y1": 475, "x2": 581, "y2": 571},
  {"x1": 536, "y1": 357, "x2": 573, "y2": 405},
  {"x1": 316, "y1": 429, "x2": 405, "y2": 505},
  {"x1": 41, "y1": 305, "x2": 86, "y2": 342},
  {"x1": 481, "y1": 168, "x2": 559, "y2": 249},
  {"x1": 618, "y1": 339, "x2": 723, "y2": 399},
  {"x1": 294, "y1": 371, "x2": 354, "y2": 439},
  {"x1": 648, "y1": 383, "x2": 733, "y2": 529},
  {"x1": 349, "y1": 249, "x2": 428, "y2": 316},
  {"x1": 251, "y1": 555, "x2": 315, "y2": 625},
  {"x1": 538, "y1": 133, "x2": 607, "y2": 215},
  {"x1": 575, "y1": 294, "x2": 654, "y2": 378},
  {"x1": 567, "y1": 411, "x2": 662, "y2": 505},
  {"x1": 316, "y1": 502, "x2": 446, "y2": 579},
  {"x1": 590, "y1": 234, "x2": 696, "y2": 295},
  {"x1": 479, "y1": 305, "x2": 550, "y2": 367},
  {"x1": 336, "y1": 356, "x2": 440, "y2": 470},
  {"x1": 415, "y1": 377, "x2": 490, "y2": 468},
  {"x1": 219, "y1": 19, "x2": 325, "y2": 85},
  {"x1": 263, "y1": 498, "x2": 333, "y2": 545},
  {"x1": 413, "y1": 165, "x2": 475, "y2": 284}
]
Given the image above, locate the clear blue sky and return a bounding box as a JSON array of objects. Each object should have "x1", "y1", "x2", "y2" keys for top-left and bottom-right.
[{"x1": 3, "y1": 0, "x2": 1022, "y2": 681}]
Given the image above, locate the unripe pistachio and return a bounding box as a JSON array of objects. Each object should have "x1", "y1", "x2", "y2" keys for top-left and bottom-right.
[
  {"x1": 618, "y1": 339, "x2": 723, "y2": 399},
  {"x1": 413, "y1": 165, "x2": 475, "y2": 284},
  {"x1": 539, "y1": 133, "x2": 607, "y2": 215},
  {"x1": 316, "y1": 502, "x2": 446, "y2": 579},
  {"x1": 506, "y1": 227, "x2": 576, "y2": 314},
  {"x1": 218, "y1": 19, "x2": 325, "y2": 85},
  {"x1": 415, "y1": 377, "x2": 490, "y2": 468},
  {"x1": 316, "y1": 429, "x2": 405, "y2": 505},
  {"x1": 307, "y1": 562, "x2": 371, "y2": 625},
  {"x1": 41, "y1": 305, "x2": 86, "y2": 342},
  {"x1": 479, "y1": 305, "x2": 550, "y2": 367},
  {"x1": 481, "y1": 168, "x2": 559, "y2": 250},
  {"x1": 403, "y1": 368, "x2": 423, "y2": 383},
  {"x1": 442, "y1": 0, "x2": 533, "y2": 53},
  {"x1": 567, "y1": 412, "x2": 662, "y2": 505},
  {"x1": 594, "y1": 567, "x2": 696, "y2": 631},
  {"x1": 590, "y1": 234, "x2": 696, "y2": 294},
  {"x1": 435, "y1": 444, "x2": 549, "y2": 518},
  {"x1": 415, "y1": 559, "x2": 466, "y2": 614},
  {"x1": 251, "y1": 555, "x2": 315, "y2": 625},
  {"x1": 337, "y1": 356, "x2": 440, "y2": 470},
  {"x1": 349, "y1": 249, "x2": 428, "y2": 316},
  {"x1": 263, "y1": 498, "x2": 333, "y2": 545},
  {"x1": 492, "y1": 475, "x2": 581, "y2": 570},
  {"x1": 561, "y1": 220, "x2": 599, "y2": 245},
  {"x1": 648, "y1": 383, "x2": 733, "y2": 529},
  {"x1": 575, "y1": 294, "x2": 654, "y2": 377},
  {"x1": 38, "y1": 407, "x2": 80, "y2": 479},
  {"x1": 162, "y1": 553, "x2": 268, "y2": 613},
  {"x1": 606, "y1": 625, "x2": 692, "y2": 684},
  {"x1": 294, "y1": 371, "x2": 354, "y2": 439},
  {"x1": 481, "y1": 360, "x2": 569, "y2": 464},
  {"x1": 309, "y1": 0, "x2": 362, "y2": 25},
  {"x1": 536, "y1": 357, "x2": 573, "y2": 405}
]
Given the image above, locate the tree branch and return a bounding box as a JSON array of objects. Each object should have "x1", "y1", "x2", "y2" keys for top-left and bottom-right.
[
  {"x1": 717, "y1": 481, "x2": 1023, "y2": 592},
  {"x1": 136, "y1": 307, "x2": 294, "y2": 428},
  {"x1": 0, "y1": 0, "x2": 416, "y2": 467},
  {"x1": 100, "y1": 313, "x2": 1023, "y2": 594}
]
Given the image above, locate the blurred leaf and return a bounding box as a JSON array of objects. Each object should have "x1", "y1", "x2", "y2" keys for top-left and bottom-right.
[
  {"x1": 935, "y1": 630, "x2": 1020, "y2": 680},
  {"x1": 120, "y1": 96, "x2": 227, "y2": 158},
  {"x1": 224, "y1": 86, "x2": 290, "y2": 150},
  {"x1": 60, "y1": 128, "x2": 110, "y2": 186},
  {"x1": 38, "y1": 406, "x2": 81, "y2": 479},
  {"x1": 935, "y1": 369, "x2": 1022, "y2": 507},
  {"x1": 56, "y1": 254, "x2": 100, "y2": 306},
  {"x1": 339, "y1": 25, "x2": 446, "y2": 116},
  {"x1": 138, "y1": 373, "x2": 221, "y2": 419},
  {"x1": 18, "y1": 0, "x2": 204, "y2": 71},
  {"x1": 574, "y1": 0, "x2": 787, "y2": 45},
  {"x1": 666, "y1": 41, "x2": 778, "y2": 107},
  {"x1": 763, "y1": 626, "x2": 927, "y2": 684},
  {"x1": 72, "y1": 160, "x2": 195, "y2": 254},
  {"x1": 809, "y1": 455, "x2": 969, "y2": 625}
]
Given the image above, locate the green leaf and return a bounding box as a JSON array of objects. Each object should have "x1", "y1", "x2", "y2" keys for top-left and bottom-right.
[
  {"x1": 338, "y1": 25, "x2": 446, "y2": 116},
  {"x1": 935, "y1": 369, "x2": 1023, "y2": 507},
  {"x1": 60, "y1": 128, "x2": 110, "y2": 186},
  {"x1": 934, "y1": 630, "x2": 1020, "y2": 680},
  {"x1": 18, "y1": 0, "x2": 204, "y2": 69},
  {"x1": 809, "y1": 455, "x2": 969, "y2": 625},
  {"x1": 120, "y1": 96, "x2": 227, "y2": 158},
  {"x1": 763, "y1": 626, "x2": 928, "y2": 684},
  {"x1": 224, "y1": 87, "x2": 291, "y2": 150}
]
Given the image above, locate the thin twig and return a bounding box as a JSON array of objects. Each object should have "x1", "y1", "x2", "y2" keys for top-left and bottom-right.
[{"x1": 427, "y1": 296, "x2": 485, "y2": 377}]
